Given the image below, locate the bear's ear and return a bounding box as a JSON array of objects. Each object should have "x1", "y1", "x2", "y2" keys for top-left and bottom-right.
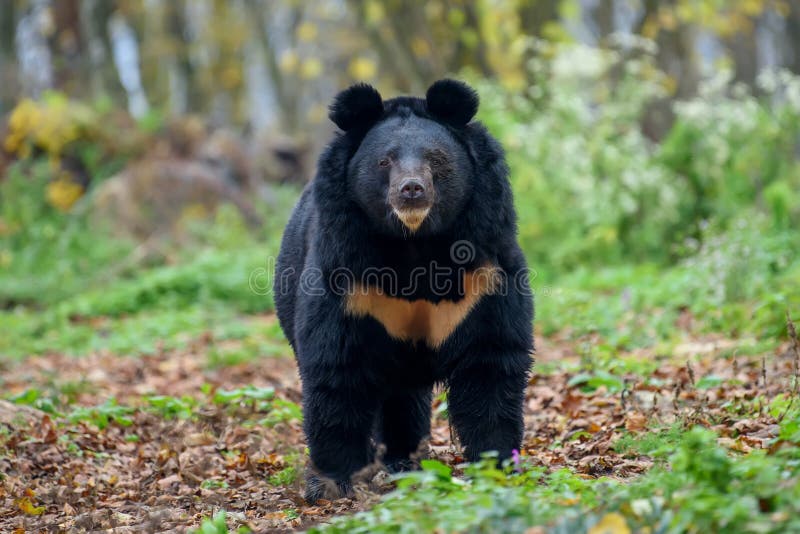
[
  {"x1": 425, "y1": 79, "x2": 479, "y2": 127},
  {"x1": 328, "y1": 83, "x2": 384, "y2": 132}
]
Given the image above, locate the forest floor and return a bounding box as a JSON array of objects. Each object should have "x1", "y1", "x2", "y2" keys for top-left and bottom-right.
[{"x1": 1, "y1": 312, "x2": 797, "y2": 533}]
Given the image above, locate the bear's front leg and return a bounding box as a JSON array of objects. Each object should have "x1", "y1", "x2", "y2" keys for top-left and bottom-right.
[
  {"x1": 447, "y1": 350, "x2": 531, "y2": 464},
  {"x1": 294, "y1": 291, "x2": 378, "y2": 503},
  {"x1": 302, "y1": 380, "x2": 377, "y2": 503},
  {"x1": 375, "y1": 387, "x2": 432, "y2": 472}
]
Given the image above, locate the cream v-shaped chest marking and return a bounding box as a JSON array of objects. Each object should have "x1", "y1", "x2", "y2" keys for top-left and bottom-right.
[{"x1": 344, "y1": 265, "x2": 501, "y2": 349}]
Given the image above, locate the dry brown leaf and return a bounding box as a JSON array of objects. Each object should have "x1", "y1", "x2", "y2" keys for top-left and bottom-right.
[{"x1": 624, "y1": 412, "x2": 647, "y2": 432}]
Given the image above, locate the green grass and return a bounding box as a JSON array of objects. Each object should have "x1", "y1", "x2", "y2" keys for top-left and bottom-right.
[
  {"x1": 614, "y1": 423, "x2": 687, "y2": 460},
  {"x1": 0, "y1": 159, "x2": 293, "y2": 359},
  {"x1": 314, "y1": 423, "x2": 800, "y2": 534},
  {"x1": 66, "y1": 398, "x2": 136, "y2": 429},
  {"x1": 5, "y1": 386, "x2": 302, "y2": 429},
  {"x1": 537, "y1": 244, "x2": 800, "y2": 348},
  {"x1": 145, "y1": 394, "x2": 199, "y2": 420},
  {"x1": 191, "y1": 511, "x2": 251, "y2": 534},
  {"x1": 268, "y1": 454, "x2": 302, "y2": 486},
  {"x1": 1, "y1": 305, "x2": 257, "y2": 358}
]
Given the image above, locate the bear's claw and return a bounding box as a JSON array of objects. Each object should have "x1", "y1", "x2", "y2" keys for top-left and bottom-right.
[{"x1": 304, "y1": 470, "x2": 354, "y2": 505}]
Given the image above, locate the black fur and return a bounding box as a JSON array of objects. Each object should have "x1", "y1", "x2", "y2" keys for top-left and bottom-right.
[
  {"x1": 328, "y1": 82, "x2": 384, "y2": 132},
  {"x1": 426, "y1": 79, "x2": 479, "y2": 127},
  {"x1": 274, "y1": 79, "x2": 534, "y2": 504}
]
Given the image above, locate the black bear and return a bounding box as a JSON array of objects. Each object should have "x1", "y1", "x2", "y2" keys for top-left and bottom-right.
[{"x1": 274, "y1": 79, "x2": 534, "y2": 503}]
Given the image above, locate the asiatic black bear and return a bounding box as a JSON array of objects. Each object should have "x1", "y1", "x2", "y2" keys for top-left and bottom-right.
[{"x1": 274, "y1": 79, "x2": 533, "y2": 503}]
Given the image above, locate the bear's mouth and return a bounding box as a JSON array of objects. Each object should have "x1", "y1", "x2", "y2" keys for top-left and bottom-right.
[{"x1": 392, "y1": 207, "x2": 430, "y2": 232}]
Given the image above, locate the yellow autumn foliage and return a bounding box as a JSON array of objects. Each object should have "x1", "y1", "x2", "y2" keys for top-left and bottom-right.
[
  {"x1": 647, "y1": 0, "x2": 785, "y2": 39},
  {"x1": 4, "y1": 94, "x2": 90, "y2": 159},
  {"x1": 587, "y1": 513, "x2": 632, "y2": 534},
  {"x1": 296, "y1": 21, "x2": 318, "y2": 42},
  {"x1": 348, "y1": 57, "x2": 377, "y2": 80},
  {"x1": 410, "y1": 36, "x2": 431, "y2": 58},
  {"x1": 300, "y1": 58, "x2": 324, "y2": 80},
  {"x1": 16, "y1": 496, "x2": 46, "y2": 516},
  {"x1": 46, "y1": 175, "x2": 85, "y2": 213},
  {"x1": 280, "y1": 50, "x2": 300, "y2": 74}
]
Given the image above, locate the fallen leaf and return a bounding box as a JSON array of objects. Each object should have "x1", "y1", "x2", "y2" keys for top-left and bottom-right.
[
  {"x1": 588, "y1": 512, "x2": 631, "y2": 534},
  {"x1": 17, "y1": 496, "x2": 46, "y2": 515},
  {"x1": 624, "y1": 412, "x2": 647, "y2": 432}
]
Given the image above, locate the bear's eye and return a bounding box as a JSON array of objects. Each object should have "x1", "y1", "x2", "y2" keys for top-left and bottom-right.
[
  {"x1": 378, "y1": 158, "x2": 391, "y2": 167},
  {"x1": 426, "y1": 150, "x2": 449, "y2": 169}
]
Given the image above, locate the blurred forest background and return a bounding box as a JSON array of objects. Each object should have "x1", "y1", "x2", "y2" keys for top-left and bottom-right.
[
  {"x1": 2, "y1": 2, "x2": 800, "y2": 531},
  {"x1": 3, "y1": 0, "x2": 800, "y2": 136},
  {"x1": 3, "y1": 0, "x2": 799, "y2": 320}
]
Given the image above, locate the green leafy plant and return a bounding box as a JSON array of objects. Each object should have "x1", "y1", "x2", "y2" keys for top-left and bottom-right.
[
  {"x1": 145, "y1": 395, "x2": 198, "y2": 420},
  {"x1": 191, "y1": 511, "x2": 251, "y2": 534},
  {"x1": 7, "y1": 388, "x2": 59, "y2": 414},
  {"x1": 67, "y1": 399, "x2": 135, "y2": 430},
  {"x1": 313, "y1": 427, "x2": 800, "y2": 533}
]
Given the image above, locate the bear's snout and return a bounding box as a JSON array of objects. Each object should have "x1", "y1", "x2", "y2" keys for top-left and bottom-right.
[
  {"x1": 399, "y1": 177, "x2": 426, "y2": 200},
  {"x1": 390, "y1": 171, "x2": 434, "y2": 208},
  {"x1": 389, "y1": 173, "x2": 434, "y2": 232}
]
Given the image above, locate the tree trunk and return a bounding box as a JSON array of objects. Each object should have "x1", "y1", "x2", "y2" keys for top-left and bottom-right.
[
  {"x1": 165, "y1": 0, "x2": 201, "y2": 115},
  {"x1": 725, "y1": 20, "x2": 759, "y2": 87},
  {"x1": 635, "y1": 0, "x2": 700, "y2": 139},
  {"x1": 384, "y1": 5, "x2": 435, "y2": 88},
  {"x1": 0, "y1": 2, "x2": 18, "y2": 113},
  {"x1": 517, "y1": 0, "x2": 560, "y2": 87},
  {"x1": 51, "y1": 0, "x2": 86, "y2": 94},
  {"x1": 346, "y1": 0, "x2": 423, "y2": 92},
  {"x1": 590, "y1": 0, "x2": 616, "y2": 44},
  {"x1": 15, "y1": 0, "x2": 55, "y2": 98},
  {"x1": 108, "y1": 11, "x2": 149, "y2": 118},
  {"x1": 786, "y1": 5, "x2": 800, "y2": 75},
  {"x1": 245, "y1": 0, "x2": 300, "y2": 134},
  {"x1": 457, "y1": 2, "x2": 494, "y2": 78},
  {"x1": 517, "y1": 0, "x2": 559, "y2": 37},
  {"x1": 80, "y1": 0, "x2": 124, "y2": 100}
]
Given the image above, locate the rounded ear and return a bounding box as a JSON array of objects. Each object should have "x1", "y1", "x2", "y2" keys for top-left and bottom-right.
[
  {"x1": 328, "y1": 83, "x2": 384, "y2": 131},
  {"x1": 425, "y1": 79, "x2": 479, "y2": 127}
]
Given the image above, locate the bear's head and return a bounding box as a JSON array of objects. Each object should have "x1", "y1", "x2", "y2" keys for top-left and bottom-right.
[{"x1": 328, "y1": 79, "x2": 481, "y2": 237}]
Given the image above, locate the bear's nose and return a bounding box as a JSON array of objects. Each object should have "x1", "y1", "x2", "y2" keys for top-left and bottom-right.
[{"x1": 399, "y1": 178, "x2": 426, "y2": 199}]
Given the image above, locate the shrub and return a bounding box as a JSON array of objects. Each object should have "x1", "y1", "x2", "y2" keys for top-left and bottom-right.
[{"x1": 475, "y1": 43, "x2": 800, "y2": 275}]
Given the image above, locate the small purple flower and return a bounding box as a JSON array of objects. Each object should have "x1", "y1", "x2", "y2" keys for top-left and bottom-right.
[{"x1": 511, "y1": 449, "x2": 522, "y2": 472}]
